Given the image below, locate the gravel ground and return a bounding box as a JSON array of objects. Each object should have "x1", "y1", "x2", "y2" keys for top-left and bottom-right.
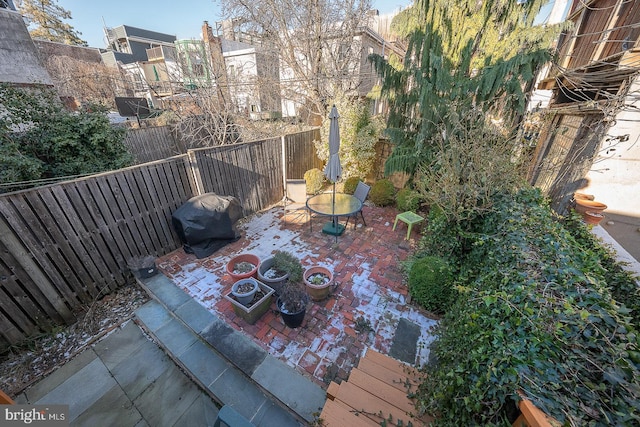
[{"x1": 0, "y1": 282, "x2": 149, "y2": 398}]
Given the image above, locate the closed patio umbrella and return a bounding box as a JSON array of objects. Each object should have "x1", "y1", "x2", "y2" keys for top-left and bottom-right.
[{"x1": 323, "y1": 105, "x2": 343, "y2": 236}]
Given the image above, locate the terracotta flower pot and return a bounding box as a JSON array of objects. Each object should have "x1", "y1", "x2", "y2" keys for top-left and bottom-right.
[
  {"x1": 582, "y1": 211, "x2": 605, "y2": 226},
  {"x1": 226, "y1": 253, "x2": 260, "y2": 280},
  {"x1": 303, "y1": 266, "x2": 333, "y2": 301},
  {"x1": 574, "y1": 192, "x2": 595, "y2": 201},
  {"x1": 574, "y1": 199, "x2": 607, "y2": 214}
]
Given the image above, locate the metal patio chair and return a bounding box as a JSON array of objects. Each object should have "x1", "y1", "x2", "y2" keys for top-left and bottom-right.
[
  {"x1": 283, "y1": 179, "x2": 309, "y2": 224},
  {"x1": 344, "y1": 181, "x2": 370, "y2": 229}
]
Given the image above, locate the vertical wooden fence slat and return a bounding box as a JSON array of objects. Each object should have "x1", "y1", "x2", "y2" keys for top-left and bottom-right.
[
  {"x1": 50, "y1": 185, "x2": 123, "y2": 289},
  {"x1": 0, "y1": 241, "x2": 60, "y2": 327},
  {"x1": 0, "y1": 216, "x2": 74, "y2": 324},
  {"x1": 0, "y1": 196, "x2": 88, "y2": 305}
]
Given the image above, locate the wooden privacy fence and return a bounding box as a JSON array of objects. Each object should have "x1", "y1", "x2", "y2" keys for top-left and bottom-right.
[
  {"x1": 122, "y1": 125, "x2": 186, "y2": 164},
  {"x1": 0, "y1": 129, "x2": 319, "y2": 350},
  {"x1": 528, "y1": 112, "x2": 606, "y2": 213}
]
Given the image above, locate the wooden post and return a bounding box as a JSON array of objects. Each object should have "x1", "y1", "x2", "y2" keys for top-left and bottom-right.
[{"x1": 187, "y1": 149, "x2": 204, "y2": 196}]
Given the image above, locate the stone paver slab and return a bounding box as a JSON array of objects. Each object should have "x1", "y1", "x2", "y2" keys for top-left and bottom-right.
[
  {"x1": 209, "y1": 368, "x2": 268, "y2": 421},
  {"x1": 36, "y1": 357, "x2": 117, "y2": 421},
  {"x1": 389, "y1": 318, "x2": 420, "y2": 364},
  {"x1": 133, "y1": 363, "x2": 201, "y2": 427},
  {"x1": 172, "y1": 393, "x2": 220, "y2": 427},
  {"x1": 22, "y1": 349, "x2": 98, "y2": 403},
  {"x1": 153, "y1": 318, "x2": 198, "y2": 357},
  {"x1": 175, "y1": 298, "x2": 216, "y2": 334},
  {"x1": 178, "y1": 339, "x2": 229, "y2": 389},
  {"x1": 72, "y1": 384, "x2": 142, "y2": 427},
  {"x1": 251, "y1": 355, "x2": 325, "y2": 422},
  {"x1": 134, "y1": 300, "x2": 172, "y2": 332},
  {"x1": 110, "y1": 338, "x2": 172, "y2": 401},
  {"x1": 93, "y1": 321, "x2": 147, "y2": 370},
  {"x1": 252, "y1": 400, "x2": 303, "y2": 427},
  {"x1": 143, "y1": 274, "x2": 191, "y2": 311}
]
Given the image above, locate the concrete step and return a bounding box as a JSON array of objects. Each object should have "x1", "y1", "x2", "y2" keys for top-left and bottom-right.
[{"x1": 135, "y1": 273, "x2": 326, "y2": 426}]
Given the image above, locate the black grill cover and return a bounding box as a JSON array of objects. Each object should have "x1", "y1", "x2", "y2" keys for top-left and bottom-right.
[{"x1": 171, "y1": 193, "x2": 243, "y2": 258}]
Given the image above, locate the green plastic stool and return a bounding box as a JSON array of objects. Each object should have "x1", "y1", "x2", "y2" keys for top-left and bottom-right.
[{"x1": 393, "y1": 211, "x2": 425, "y2": 240}]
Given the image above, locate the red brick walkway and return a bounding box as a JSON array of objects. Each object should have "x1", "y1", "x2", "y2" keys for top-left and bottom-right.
[{"x1": 156, "y1": 204, "x2": 438, "y2": 388}]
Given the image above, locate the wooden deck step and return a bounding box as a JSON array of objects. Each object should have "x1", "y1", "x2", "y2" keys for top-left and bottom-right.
[
  {"x1": 357, "y1": 356, "x2": 419, "y2": 392},
  {"x1": 320, "y1": 349, "x2": 433, "y2": 427},
  {"x1": 320, "y1": 399, "x2": 379, "y2": 427},
  {"x1": 326, "y1": 381, "x2": 340, "y2": 400},
  {"x1": 332, "y1": 379, "x2": 420, "y2": 426},
  {"x1": 348, "y1": 368, "x2": 416, "y2": 414},
  {"x1": 363, "y1": 348, "x2": 422, "y2": 381}
]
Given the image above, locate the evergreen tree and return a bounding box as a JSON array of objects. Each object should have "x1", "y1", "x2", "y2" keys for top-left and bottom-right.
[
  {"x1": 372, "y1": 0, "x2": 568, "y2": 177},
  {"x1": 18, "y1": 0, "x2": 87, "y2": 46}
]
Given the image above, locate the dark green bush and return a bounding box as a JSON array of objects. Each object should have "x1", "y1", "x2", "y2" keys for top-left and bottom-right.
[
  {"x1": 408, "y1": 256, "x2": 454, "y2": 314},
  {"x1": 417, "y1": 206, "x2": 469, "y2": 266},
  {"x1": 396, "y1": 187, "x2": 421, "y2": 212},
  {"x1": 369, "y1": 179, "x2": 395, "y2": 206},
  {"x1": 419, "y1": 188, "x2": 640, "y2": 426},
  {"x1": 0, "y1": 84, "x2": 132, "y2": 191},
  {"x1": 342, "y1": 176, "x2": 361, "y2": 195},
  {"x1": 303, "y1": 168, "x2": 324, "y2": 194}
]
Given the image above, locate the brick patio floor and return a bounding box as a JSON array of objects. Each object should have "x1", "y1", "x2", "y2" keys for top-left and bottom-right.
[{"x1": 156, "y1": 203, "x2": 438, "y2": 389}]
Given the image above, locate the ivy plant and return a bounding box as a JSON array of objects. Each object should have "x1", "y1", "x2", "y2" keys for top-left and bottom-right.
[
  {"x1": 418, "y1": 188, "x2": 640, "y2": 426},
  {"x1": 0, "y1": 84, "x2": 133, "y2": 191}
]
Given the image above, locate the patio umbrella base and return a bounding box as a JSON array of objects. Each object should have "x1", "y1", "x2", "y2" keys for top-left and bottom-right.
[{"x1": 322, "y1": 222, "x2": 345, "y2": 236}]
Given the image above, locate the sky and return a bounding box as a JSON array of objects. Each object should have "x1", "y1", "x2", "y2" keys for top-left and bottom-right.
[{"x1": 54, "y1": 0, "x2": 412, "y2": 49}]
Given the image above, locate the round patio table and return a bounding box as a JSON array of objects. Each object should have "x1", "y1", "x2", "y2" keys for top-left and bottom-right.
[{"x1": 306, "y1": 193, "x2": 362, "y2": 242}]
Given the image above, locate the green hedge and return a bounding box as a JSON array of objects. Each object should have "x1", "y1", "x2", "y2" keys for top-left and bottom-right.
[
  {"x1": 409, "y1": 256, "x2": 454, "y2": 314},
  {"x1": 419, "y1": 188, "x2": 640, "y2": 426}
]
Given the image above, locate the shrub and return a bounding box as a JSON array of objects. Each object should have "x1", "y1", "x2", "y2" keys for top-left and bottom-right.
[
  {"x1": 369, "y1": 179, "x2": 395, "y2": 206},
  {"x1": 396, "y1": 188, "x2": 421, "y2": 212},
  {"x1": 413, "y1": 108, "x2": 526, "y2": 223},
  {"x1": 342, "y1": 177, "x2": 361, "y2": 195},
  {"x1": 408, "y1": 256, "x2": 454, "y2": 314},
  {"x1": 419, "y1": 188, "x2": 640, "y2": 426},
  {"x1": 314, "y1": 94, "x2": 383, "y2": 179},
  {"x1": 304, "y1": 168, "x2": 324, "y2": 194},
  {"x1": 0, "y1": 84, "x2": 132, "y2": 191}
]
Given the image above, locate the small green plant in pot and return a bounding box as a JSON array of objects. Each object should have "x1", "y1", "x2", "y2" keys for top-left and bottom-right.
[{"x1": 258, "y1": 251, "x2": 303, "y2": 295}]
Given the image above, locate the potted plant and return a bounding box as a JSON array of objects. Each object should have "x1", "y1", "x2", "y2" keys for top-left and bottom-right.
[
  {"x1": 231, "y1": 278, "x2": 259, "y2": 306},
  {"x1": 583, "y1": 211, "x2": 605, "y2": 226},
  {"x1": 573, "y1": 199, "x2": 607, "y2": 214},
  {"x1": 224, "y1": 279, "x2": 275, "y2": 324},
  {"x1": 258, "y1": 250, "x2": 304, "y2": 295},
  {"x1": 303, "y1": 266, "x2": 333, "y2": 301},
  {"x1": 127, "y1": 255, "x2": 157, "y2": 279},
  {"x1": 226, "y1": 253, "x2": 260, "y2": 280},
  {"x1": 276, "y1": 281, "x2": 309, "y2": 328}
]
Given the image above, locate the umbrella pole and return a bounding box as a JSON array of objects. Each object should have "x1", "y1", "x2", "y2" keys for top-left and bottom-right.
[{"x1": 333, "y1": 182, "x2": 337, "y2": 243}]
